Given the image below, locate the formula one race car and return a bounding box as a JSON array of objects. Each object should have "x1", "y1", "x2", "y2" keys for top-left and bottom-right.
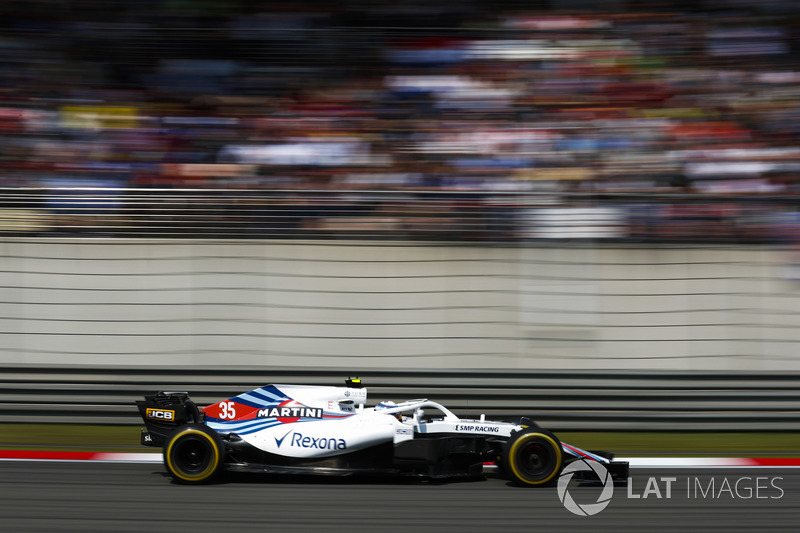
[{"x1": 136, "y1": 379, "x2": 628, "y2": 486}]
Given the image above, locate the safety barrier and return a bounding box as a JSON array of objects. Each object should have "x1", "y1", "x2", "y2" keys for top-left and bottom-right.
[
  {"x1": 3, "y1": 240, "x2": 800, "y2": 373},
  {"x1": 1, "y1": 365, "x2": 798, "y2": 431}
]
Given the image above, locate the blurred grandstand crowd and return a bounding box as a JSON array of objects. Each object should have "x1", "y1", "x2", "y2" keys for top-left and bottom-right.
[{"x1": 1, "y1": 0, "x2": 799, "y2": 241}]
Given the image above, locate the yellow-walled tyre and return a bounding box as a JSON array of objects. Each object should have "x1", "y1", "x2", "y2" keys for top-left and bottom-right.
[
  {"x1": 163, "y1": 424, "x2": 224, "y2": 484},
  {"x1": 502, "y1": 429, "x2": 563, "y2": 487}
]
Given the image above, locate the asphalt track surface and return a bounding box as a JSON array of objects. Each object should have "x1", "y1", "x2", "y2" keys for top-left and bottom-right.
[{"x1": 0, "y1": 462, "x2": 797, "y2": 532}]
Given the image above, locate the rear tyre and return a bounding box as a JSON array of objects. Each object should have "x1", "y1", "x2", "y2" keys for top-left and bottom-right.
[
  {"x1": 164, "y1": 423, "x2": 224, "y2": 484},
  {"x1": 502, "y1": 429, "x2": 563, "y2": 487}
]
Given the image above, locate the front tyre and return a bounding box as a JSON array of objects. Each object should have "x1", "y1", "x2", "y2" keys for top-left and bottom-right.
[
  {"x1": 163, "y1": 423, "x2": 224, "y2": 484},
  {"x1": 502, "y1": 429, "x2": 563, "y2": 487}
]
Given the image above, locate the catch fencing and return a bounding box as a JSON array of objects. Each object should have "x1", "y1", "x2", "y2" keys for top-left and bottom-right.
[{"x1": 0, "y1": 187, "x2": 797, "y2": 243}]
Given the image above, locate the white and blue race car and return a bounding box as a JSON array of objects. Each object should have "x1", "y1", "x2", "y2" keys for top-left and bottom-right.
[{"x1": 136, "y1": 379, "x2": 628, "y2": 486}]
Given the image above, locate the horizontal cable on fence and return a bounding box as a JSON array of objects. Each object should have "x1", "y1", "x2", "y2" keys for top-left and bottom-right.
[{"x1": 0, "y1": 187, "x2": 794, "y2": 243}]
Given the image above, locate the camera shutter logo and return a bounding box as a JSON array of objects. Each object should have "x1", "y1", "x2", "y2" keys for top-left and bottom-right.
[{"x1": 557, "y1": 459, "x2": 614, "y2": 516}]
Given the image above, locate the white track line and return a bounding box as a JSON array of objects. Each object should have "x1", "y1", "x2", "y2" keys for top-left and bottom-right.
[{"x1": 2, "y1": 452, "x2": 800, "y2": 468}]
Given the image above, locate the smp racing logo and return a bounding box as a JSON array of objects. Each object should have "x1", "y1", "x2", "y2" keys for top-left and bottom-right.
[{"x1": 557, "y1": 459, "x2": 614, "y2": 516}]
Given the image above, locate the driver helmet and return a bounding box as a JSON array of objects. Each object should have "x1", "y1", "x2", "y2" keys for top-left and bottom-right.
[{"x1": 376, "y1": 400, "x2": 402, "y2": 420}]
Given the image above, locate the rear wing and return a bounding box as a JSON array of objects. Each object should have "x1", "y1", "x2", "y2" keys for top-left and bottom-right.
[{"x1": 135, "y1": 391, "x2": 202, "y2": 447}]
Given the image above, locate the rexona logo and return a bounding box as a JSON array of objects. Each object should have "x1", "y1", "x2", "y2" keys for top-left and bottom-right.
[
  {"x1": 145, "y1": 408, "x2": 175, "y2": 421},
  {"x1": 557, "y1": 459, "x2": 614, "y2": 516},
  {"x1": 274, "y1": 430, "x2": 347, "y2": 451}
]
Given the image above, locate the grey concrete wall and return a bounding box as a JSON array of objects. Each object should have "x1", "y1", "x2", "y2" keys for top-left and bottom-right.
[{"x1": 1, "y1": 239, "x2": 799, "y2": 371}]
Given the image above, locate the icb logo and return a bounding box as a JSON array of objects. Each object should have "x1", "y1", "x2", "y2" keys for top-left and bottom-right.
[{"x1": 557, "y1": 459, "x2": 614, "y2": 516}]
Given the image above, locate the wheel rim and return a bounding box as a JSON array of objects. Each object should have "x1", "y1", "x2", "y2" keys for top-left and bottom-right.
[
  {"x1": 172, "y1": 435, "x2": 213, "y2": 475},
  {"x1": 515, "y1": 439, "x2": 556, "y2": 481}
]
